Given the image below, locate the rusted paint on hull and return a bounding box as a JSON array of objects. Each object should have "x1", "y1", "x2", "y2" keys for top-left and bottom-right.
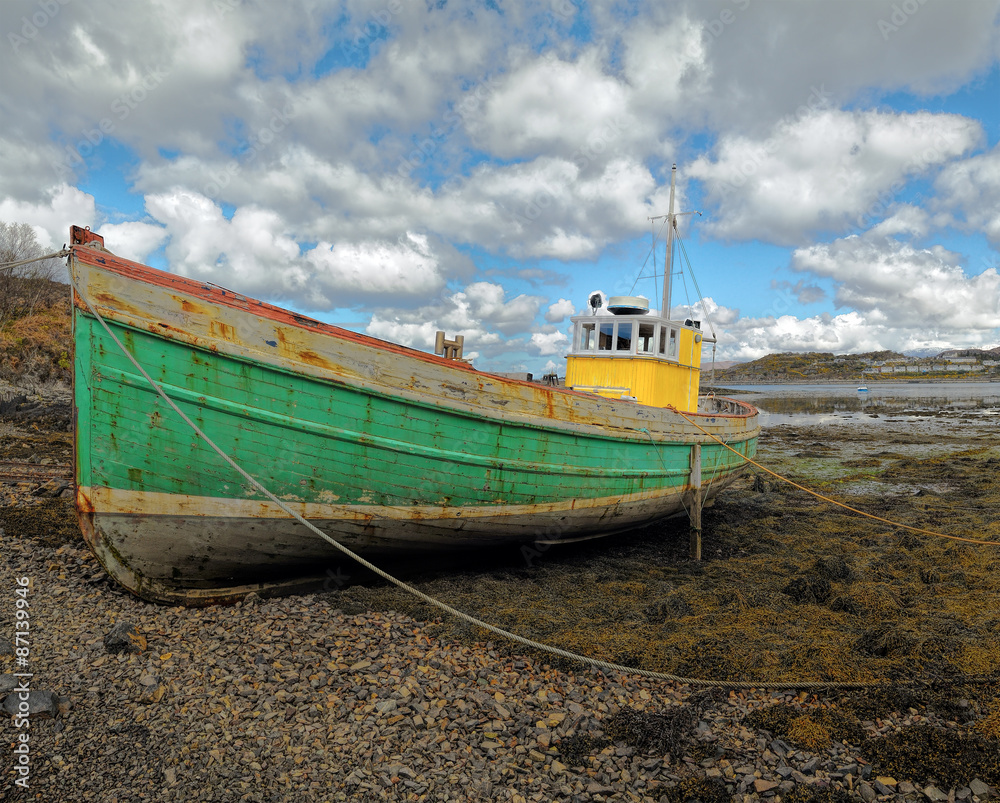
[{"x1": 81, "y1": 472, "x2": 742, "y2": 606}]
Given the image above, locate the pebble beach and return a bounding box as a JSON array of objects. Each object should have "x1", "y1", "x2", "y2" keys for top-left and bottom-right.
[{"x1": 1, "y1": 532, "x2": 994, "y2": 803}]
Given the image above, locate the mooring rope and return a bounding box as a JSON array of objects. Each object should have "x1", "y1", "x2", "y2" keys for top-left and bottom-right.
[
  {"x1": 667, "y1": 408, "x2": 1000, "y2": 547},
  {"x1": 0, "y1": 248, "x2": 70, "y2": 274},
  {"x1": 70, "y1": 250, "x2": 982, "y2": 690}
]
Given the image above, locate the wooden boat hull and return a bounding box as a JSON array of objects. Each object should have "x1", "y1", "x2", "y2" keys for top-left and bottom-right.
[{"x1": 69, "y1": 229, "x2": 760, "y2": 605}]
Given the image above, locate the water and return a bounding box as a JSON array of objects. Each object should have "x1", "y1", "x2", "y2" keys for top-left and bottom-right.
[{"x1": 718, "y1": 381, "x2": 1000, "y2": 427}]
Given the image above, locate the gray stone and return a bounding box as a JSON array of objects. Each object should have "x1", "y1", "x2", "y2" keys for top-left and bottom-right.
[
  {"x1": 801, "y1": 757, "x2": 821, "y2": 774},
  {"x1": 103, "y1": 621, "x2": 146, "y2": 654},
  {"x1": 923, "y1": 786, "x2": 948, "y2": 802},
  {"x1": 970, "y1": 779, "x2": 992, "y2": 799},
  {"x1": 0, "y1": 636, "x2": 12, "y2": 657},
  {"x1": 0, "y1": 674, "x2": 17, "y2": 694},
  {"x1": 858, "y1": 781, "x2": 876, "y2": 802},
  {"x1": 2, "y1": 689, "x2": 60, "y2": 719}
]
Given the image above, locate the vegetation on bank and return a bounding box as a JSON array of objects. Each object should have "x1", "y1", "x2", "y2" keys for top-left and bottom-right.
[
  {"x1": 0, "y1": 274, "x2": 72, "y2": 389},
  {"x1": 1, "y1": 221, "x2": 72, "y2": 390}
]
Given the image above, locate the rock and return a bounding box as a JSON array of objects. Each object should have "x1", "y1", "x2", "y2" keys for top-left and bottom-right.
[
  {"x1": 754, "y1": 779, "x2": 779, "y2": 794},
  {"x1": 104, "y1": 621, "x2": 147, "y2": 654},
  {"x1": 923, "y1": 786, "x2": 948, "y2": 802},
  {"x1": 858, "y1": 781, "x2": 876, "y2": 802},
  {"x1": 2, "y1": 689, "x2": 61, "y2": 719},
  {"x1": 0, "y1": 636, "x2": 12, "y2": 656},
  {"x1": 0, "y1": 674, "x2": 17, "y2": 694},
  {"x1": 970, "y1": 780, "x2": 992, "y2": 799}
]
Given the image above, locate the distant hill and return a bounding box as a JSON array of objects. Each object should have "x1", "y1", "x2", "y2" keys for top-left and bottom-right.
[
  {"x1": 715, "y1": 348, "x2": 999, "y2": 383},
  {"x1": 937, "y1": 346, "x2": 1000, "y2": 359}
]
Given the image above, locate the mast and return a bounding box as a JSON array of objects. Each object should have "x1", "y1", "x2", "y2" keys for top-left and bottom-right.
[{"x1": 661, "y1": 164, "x2": 676, "y2": 320}]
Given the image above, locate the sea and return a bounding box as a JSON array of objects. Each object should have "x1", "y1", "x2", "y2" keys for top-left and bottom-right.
[{"x1": 719, "y1": 381, "x2": 1000, "y2": 428}]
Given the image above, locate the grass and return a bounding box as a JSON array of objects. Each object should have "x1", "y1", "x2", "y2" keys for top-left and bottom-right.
[{"x1": 0, "y1": 275, "x2": 72, "y2": 389}]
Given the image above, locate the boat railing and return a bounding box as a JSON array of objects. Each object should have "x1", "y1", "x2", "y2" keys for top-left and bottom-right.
[{"x1": 698, "y1": 395, "x2": 754, "y2": 416}]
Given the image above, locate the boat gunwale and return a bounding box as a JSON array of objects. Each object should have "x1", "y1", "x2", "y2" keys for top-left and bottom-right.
[{"x1": 70, "y1": 243, "x2": 759, "y2": 424}]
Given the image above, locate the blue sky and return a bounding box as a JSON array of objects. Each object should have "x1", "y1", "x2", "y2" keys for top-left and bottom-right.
[{"x1": 2, "y1": 0, "x2": 999, "y2": 372}]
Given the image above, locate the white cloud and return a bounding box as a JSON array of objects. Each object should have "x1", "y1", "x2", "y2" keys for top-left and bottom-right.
[
  {"x1": 304, "y1": 234, "x2": 447, "y2": 300},
  {"x1": 0, "y1": 184, "x2": 97, "y2": 250},
  {"x1": 720, "y1": 311, "x2": 879, "y2": 361},
  {"x1": 689, "y1": 109, "x2": 982, "y2": 244},
  {"x1": 792, "y1": 234, "x2": 1000, "y2": 330},
  {"x1": 530, "y1": 330, "x2": 569, "y2": 356},
  {"x1": 2, "y1": 0, "x2": 999, "y2": 375},
  {"x1": 934, "y1": 143, "x2": 1000, "y2": 248},
  {"x1": 366, "y1": 280, "x2": 548, "y2": 367},
  {"x1": 98, "y1": 221, "x2": 168, "y2": 263},
  {"x1": 544, "y1": 298, "x2": 576, "y2": 323},
  {"x1": 466, "y1": 50, "x2": 634, "y2": 162}
]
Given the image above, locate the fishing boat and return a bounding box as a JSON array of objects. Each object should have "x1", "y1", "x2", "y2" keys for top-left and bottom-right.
[{"x1": 68, "y1": 186, "x2": 758, "y2": 605}]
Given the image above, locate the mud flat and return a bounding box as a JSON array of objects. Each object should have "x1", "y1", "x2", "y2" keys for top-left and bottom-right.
[{"x1": 1, "y1": 387, "x2": 999, "y2": 802}]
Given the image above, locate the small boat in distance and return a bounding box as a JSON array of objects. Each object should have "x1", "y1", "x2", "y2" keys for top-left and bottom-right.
[{"x1": 68, "y1": 179, "x2": 758, "y2": 605}]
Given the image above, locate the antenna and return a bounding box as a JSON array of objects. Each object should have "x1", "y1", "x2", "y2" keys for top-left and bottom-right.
[{"x1": 648, "y1": 165, "x2": 700, "y2": 319}]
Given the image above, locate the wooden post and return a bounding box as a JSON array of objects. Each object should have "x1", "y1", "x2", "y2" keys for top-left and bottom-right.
[{"x1": 689, "y1": 443, "x2": 702, "y2": 560}]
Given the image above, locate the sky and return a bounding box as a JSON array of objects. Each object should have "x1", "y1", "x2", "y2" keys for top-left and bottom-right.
[{"x1": 2, "y1": 0, "x2": 999, "y2": 374}]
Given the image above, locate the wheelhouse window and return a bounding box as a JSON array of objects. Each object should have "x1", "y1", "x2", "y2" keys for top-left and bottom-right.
[
  {"x1": 578, "y1": 322, "x2": 596, "y2": 351},
  {"x1": 615, "y1": 322, "x2": 633, "y2": 352},
  {"x1": 668, "y1": 327, "x2": 678, "y2": 357},
  {"x1": 638, "y1": 322, "x2": 655, "y2": 354},
  {"x1": 598, "y1": 322, "x2": 614, "y2": 350}
]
